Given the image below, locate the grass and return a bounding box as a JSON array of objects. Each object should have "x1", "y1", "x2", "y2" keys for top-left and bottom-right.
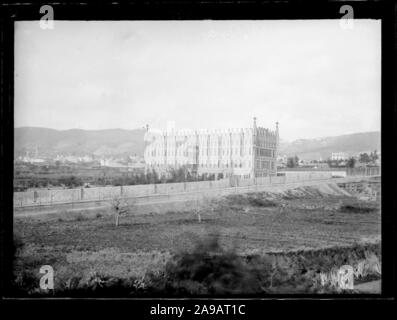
[
  {"x1": 14, "y1": 194, "x2": 381, "y2": 253},
  {"x1": 12, "y1": 191, "x2": 381, "y2": 296},
  {"x1": 11, "y1": 235, "x2": 381, "y2": 297}
]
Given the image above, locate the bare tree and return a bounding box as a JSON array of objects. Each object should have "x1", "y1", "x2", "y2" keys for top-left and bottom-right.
[
  {"x1": 110, "y1": 195, "x2": 134, "y2": 227},
  {"x1": 194, "y1": 193, "x2": 216, "y2": 223},
  {"x1": 194, "y1": 196, "x2": 202, "y2": 223}
]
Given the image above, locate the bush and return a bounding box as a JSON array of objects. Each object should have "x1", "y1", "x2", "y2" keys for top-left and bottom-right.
[
  {"x1": 13, "y1": 235, "x2": 24, "y2": 257},
  {"x1": 339, "y1": 203, "x2": 378, "y2": 214},
  {"x1": 146, "y1": 235, "x2": 267, "y2": 295},
  {"x1": 74, "y1": 213, "x2": 88, "y2": 221},
  {"x1": 226, "y1": 194, "x2": 277, "y2": 208},
  {"x1": 247, "y1": 197, "x2": 277, "y2": 207}
]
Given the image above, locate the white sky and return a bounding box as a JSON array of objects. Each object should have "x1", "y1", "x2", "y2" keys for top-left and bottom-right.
[{"x1": 14, "y1": 20, "x2": 381, "y2": 141}]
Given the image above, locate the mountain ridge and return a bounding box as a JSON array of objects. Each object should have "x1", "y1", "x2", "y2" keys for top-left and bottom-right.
[
  {"x1": 279, "y1": 131, "x2": 380, "y2": 160},
  {"x1": 14, "y1": 127, "x2": 147, "y2": 157},
  {"x1": 14, "y1": 127, "x2": 380, "y2": 160}
]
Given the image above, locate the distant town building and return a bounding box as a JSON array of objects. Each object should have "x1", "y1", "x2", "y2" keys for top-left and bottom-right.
[
  {"x1": 331, "y1": 152, "x2": 347, "y2": 161},
  {"x1": 277, "y1": 154, "x2": 287, "y2": 164},
  {"x1": 17, "y1": 156, "x2": 45, "y2": 163},
  {"x1": 99, "y1": 157, "x2": 145, "y2": 169},
  {"x1": 315, "y1": 162, "x2": 330, "y2": 169},
  {"x1": 144, "y1": 118, "x2": 279, "y2": 178}
]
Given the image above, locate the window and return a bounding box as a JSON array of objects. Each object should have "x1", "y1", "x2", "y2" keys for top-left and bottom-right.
[{"x1": 264, "y1": 161, "x2": 270, "y2": 169}]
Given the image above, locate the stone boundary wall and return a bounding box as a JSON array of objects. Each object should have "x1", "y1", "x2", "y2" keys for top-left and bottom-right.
[
  {"x1": 13, "y1": 170, "x2": 366, "y2": 207},
  {"x1": 346, "y1": 166, "x2": 380, "y2": 176}
]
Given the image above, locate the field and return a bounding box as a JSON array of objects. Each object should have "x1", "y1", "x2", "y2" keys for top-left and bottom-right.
[{"x1": 12, "y1": 182, "x2": 381, "y2": 296}]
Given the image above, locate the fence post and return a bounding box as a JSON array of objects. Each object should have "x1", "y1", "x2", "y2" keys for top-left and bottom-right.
[{"x1": 81, "y1": 188, "x2": 84, "y2": 200}]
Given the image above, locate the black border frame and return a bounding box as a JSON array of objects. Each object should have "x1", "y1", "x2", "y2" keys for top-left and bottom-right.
[{"x1": 1, "y1": 0, "x2": 396, "y2": 313}]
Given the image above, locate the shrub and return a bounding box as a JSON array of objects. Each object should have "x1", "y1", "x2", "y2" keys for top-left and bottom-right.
[
  {"x1": 13, "y1": 235, "x2": 24, "y2": 257},
  {"x1": 74, "y1": 213, "x2": 87, "y2": 221},
  {"x1": 339, "y1": 203, "x2": 378, "y2": 214},
  {"x1": 225, "y1": 194, "x2": 277, "y2": 208},
  {"x1": 12, "y1": 269, "x2": 39, "y2": 296},
  {"x1": 147, "y1": 235, "x2": 267, "y2": 295},
  {"x1": 248, "y1": 197, "x2": 277, "y2": 207}
]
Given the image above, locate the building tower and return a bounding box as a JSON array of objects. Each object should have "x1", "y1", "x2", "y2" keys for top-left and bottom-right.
[
  {"x1": 251, "y1": 117, "x2": 257, "y2": 178},
  {"x1": 275, "y1": 121, "x2": 279, "y2": 167}
]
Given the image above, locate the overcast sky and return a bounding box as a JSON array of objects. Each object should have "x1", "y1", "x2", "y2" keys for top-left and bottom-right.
[{"x1": 15, "y1": 20, "x2": 380, "y2": 141}]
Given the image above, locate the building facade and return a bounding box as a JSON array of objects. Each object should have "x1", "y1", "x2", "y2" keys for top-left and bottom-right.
[
  {"x1": 144, "y1": 118, "x2": 279, "y2": 178},
  {"x1": 331, "y1": 152, "x2": 347, "y2": 161}
]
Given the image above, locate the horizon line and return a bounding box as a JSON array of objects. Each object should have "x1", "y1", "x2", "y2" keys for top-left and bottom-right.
[{"x1": 14, "y1": 126, "x2": 380, "y2": 143}]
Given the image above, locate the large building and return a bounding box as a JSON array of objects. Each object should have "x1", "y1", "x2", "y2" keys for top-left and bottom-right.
[{"x1": 144, "y1": 118, "x2": 279, "y2": 178}]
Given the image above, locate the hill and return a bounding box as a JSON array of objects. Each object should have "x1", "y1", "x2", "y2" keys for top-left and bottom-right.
[
  {"x1": 14, "y1": 127, "x2": 380, "y2": 160},
  {"x1": 279, "y1": 131, "x2": 380, "y2": 160},
  {"x1": 14, "y1": 127, "x2": 146, "y2": 157}
]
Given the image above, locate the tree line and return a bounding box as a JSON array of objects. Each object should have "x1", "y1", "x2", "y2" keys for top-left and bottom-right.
[
  {"x1": 286, "y1": 150, "x2": 379, "y2": 169},
  {"x1": 14, "y1": 167, "x2": 223, "y2": 191}
]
